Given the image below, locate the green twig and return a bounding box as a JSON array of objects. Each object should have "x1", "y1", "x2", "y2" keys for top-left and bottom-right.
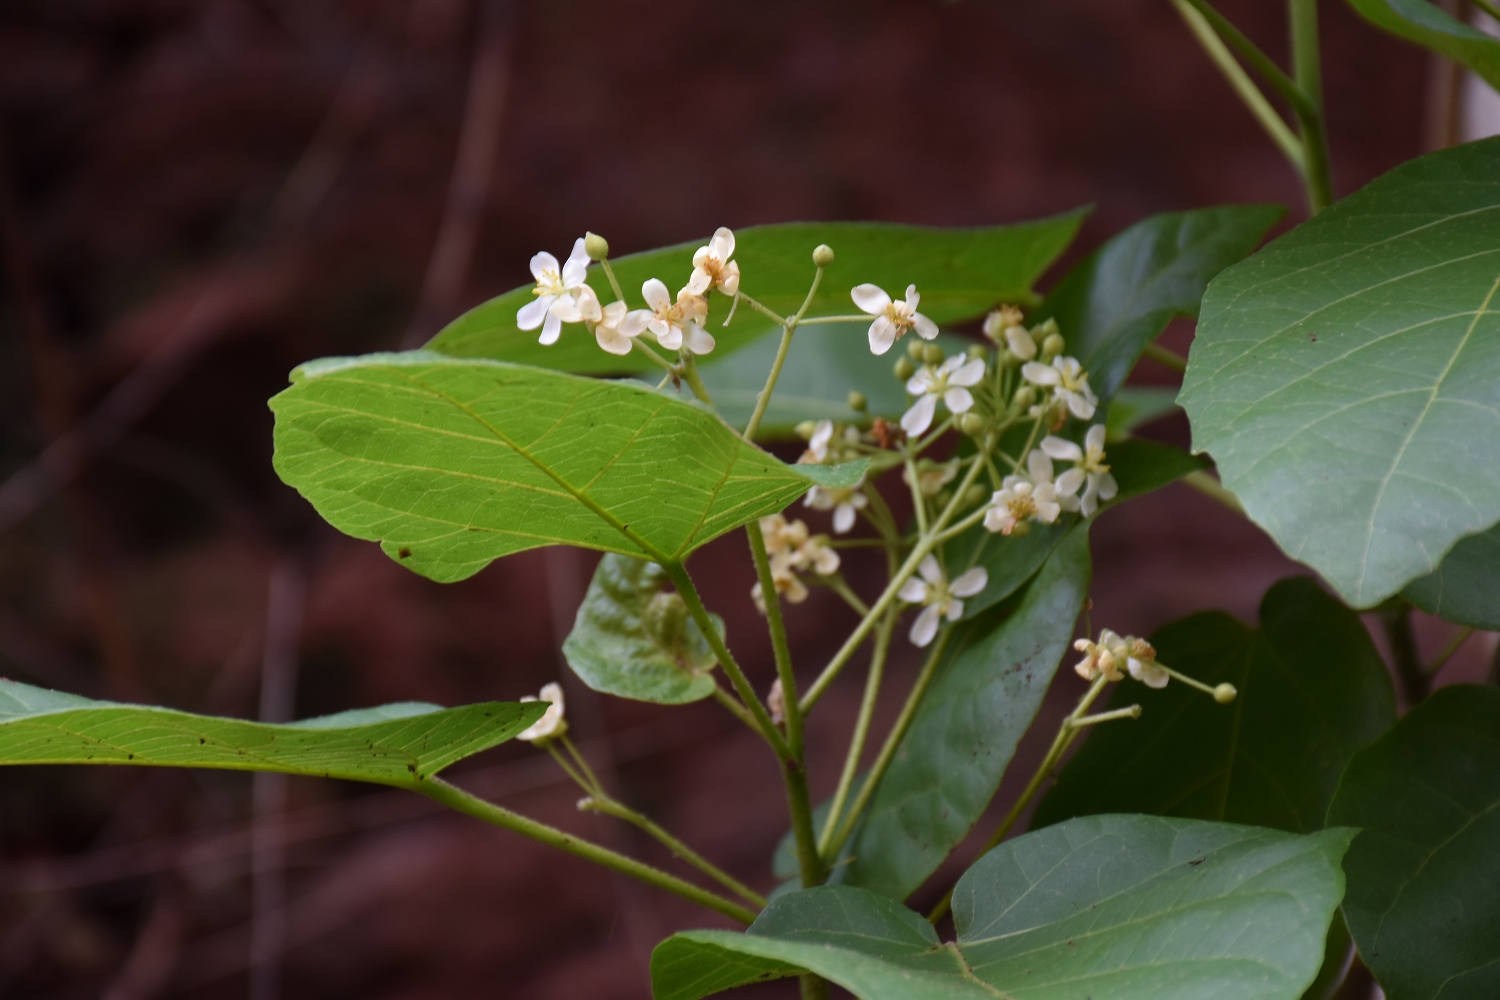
[
  {"x1": 418, "y1": 777, "x2": 758, "y2": 925},
  {"x1": 1378, "y1": 599, "x2": 1429, "y2": 704},
  {"x1": 1428, "y1": 627, "x2": 1475, "y2": 677},
  {"x1": 1182, "y1": 470, "x2": 1245, "y2": 515},
  {"x1": 1288, "y1": 0, "x2": 1334, "y2": 212},
  {"x1": 1142, "y1": 342, "x2": 1189, "y2": 375},
  {"x1": 819, "y1": 608, "x2": 896, "y2": 854}
]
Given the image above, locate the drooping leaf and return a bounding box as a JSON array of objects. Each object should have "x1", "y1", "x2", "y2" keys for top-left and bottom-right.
[
  {"x1": 1329, "y1": 684, "x2": 1500, "y2": 1000},
  {"x1": 270, "y1": 352, "x2": 864, "y2": 582},
  {"x1": 429, "y1": 216, "x2": 1086, "y2": 375},
  {"x1": 835, "y1": 527, "x2": 1090, "y2": 900},
  {"x1": 1107, "y1": 385, "x2": 1182, "y2": 436},
  {"x1": 1032, "y1": 204, "x2": 1283, "y2": 409},
  {"x1": 653, "y1": 815, "x2": 1353, "y2": 1000},
  {"x1": 563, "y1": 554, "x2": 722, "y2": 705},
  {"x1": 692, "y1": 328, "x2": 973, "y2": 440},
  {"x1": 0, "y1": 678, "x2": 544, "y2": 787},
  {"x1": 1401, "y1": 521, "x2": 1500, "y2": 629},
  {"x1": 1107, "y1": 436, "x2": 1212, "y2": 500},
  {"x1": 1035, "y1": 577, "x2": 1397, "y2": 834},
  {"x1": 1347, "y1": 0, "x2": 1500, "y2": 90},
  {"x1": 1179, "y1": 138, "x2": 1500, "y2": 608}
]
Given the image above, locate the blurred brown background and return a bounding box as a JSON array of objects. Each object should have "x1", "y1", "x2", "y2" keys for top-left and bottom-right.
[{"x1": 0, "y1": 1, "x2": 1492, "y2": 997}]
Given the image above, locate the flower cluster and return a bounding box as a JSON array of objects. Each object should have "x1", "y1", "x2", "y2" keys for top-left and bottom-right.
[
  {"x1": 984, "y1": 424, "x2": 1115, "y2": 534},
  {"x1": 519, "y1": 228, "x2": 740, "y2": 357},
  {"x1": 1073, "y1": 630, "x2": 1166, "y2": 687},
  {"x1": 751, "y1": 515, "x2": 841, "y2": 612},
  {"x1": 517, "y1": 682, "x2": 568, "y2": 742},
  {"x1": 898, "y1": 555, "x2": 988, "y2": 647}
]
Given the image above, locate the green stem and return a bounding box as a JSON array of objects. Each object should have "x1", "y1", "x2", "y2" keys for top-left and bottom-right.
[
  {"x1": 1378, "y1": 600, "x2": 1429, "y2": 704},
  {"x1": 1142, "y1": 342, "x2": 1189, "y2": 375},
  {"x1": 1171, "y1": 0, "x2": 1306, "y2": 169},
  {"x1": 599, "y1": 257, "x2": 628, "y2": 303},
  {"x1": 819, "y1": 607, "x2": 896, "y2": 854},
  {"x1": 928, "y1": 675, "x2": 1111, "y2": 922},
  {"x1": 823, "y1": 628, "x2": 954, "y2": 862},
  {"x1": 580, "y1": 795, "x2": 768, "y2": 907},
  {"x1": 1288, "y1": 0, "x2": 1334, "y2": 212},
  {"x1": 1182, "y1": 469, "x2": 1246, "y2": 515},
  {"x1": 799, "y1": 975, "x2": 830, "y2": 1000},
  {"x1": 742, "y1": 266, "x2": 827, "y2": 441},
  {"x1": 632, "y1": 337, "x2": 676, "y2": 373},
  {"x1": 824, "y1": 575, "x2": 871, "y2": 617},
  {"x1": 1428, "y1": 627, "x2": 1475, "y2": 677},
  {"x1": 679, "y1": 352, "x2": 715, "y2": 406},
  {"x1": 1473, "y1": 0, "x2": 1500, "y2": 24},
  {"x1": 736, "y1": 292, "x2": 787, "y2": 326},
  {"x1": 418, "y1": 777, "x2": 758, "y2": 925},
  {"x1": 712, "y1": 682, "x2": 763, "y2": 734},
  {"x1": 1179, "y1": 0, "x2": 1317, "y2": 119}
]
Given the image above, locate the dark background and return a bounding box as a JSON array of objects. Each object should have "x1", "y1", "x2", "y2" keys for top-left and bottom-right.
[{"x1": 0, "y1": 1, "x2": 1491, "y2": 997}]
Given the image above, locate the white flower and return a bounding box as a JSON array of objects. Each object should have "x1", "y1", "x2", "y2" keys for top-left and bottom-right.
[
  {"x1": 622, "y1": 279, "x2": 715, "y2": 354},
  {"x1": 1021, "y1": 356, "x2": 1098, "y2": 420},
  {"x1": 897, "y1": 554, "x2": 988, "y2": 647},
  {"x1": 517, "y1": 682, "x2": 567, "y2": 741},
  {"x1": 1041, "y1": 424, "x2": 1118, "y2": 517},
  {"x1": 982, "y1": 450, "x2": 1075, "y2": 535},
  {"x1": 902, "y1": 459, "x2": 958, "y2": 498},
  {"x1": 517, "y1": 238, "x2": 591, "y2": 346},
  {"x1": 901, "y1": 355, "x2": 986, "y2": 436},
  {"x1": 1073, "y1": 630, "x2": 1163, "y2": 687},
  {"x1": 801, "y1": 419, "x2": 834, "y2": 463},
  {"x1": 804, "y1": 480, "x2": 868, "y2": 533},
  {"x1": 752, "y1": 515, "x2": 840, "y2": 612},
  {"x1": 686, "y1": 227, "x2": 741, "y2": 297},
  {"x1": 574, "y1": 286, "x2": 634, "y2": 356},
  {"x1": 852, "y1": 283, "x2": 939, "y2": 355}
]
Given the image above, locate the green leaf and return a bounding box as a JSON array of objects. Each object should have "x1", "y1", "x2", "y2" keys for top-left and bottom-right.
[
  {"x1": 1106, "y1": 385, "x2": 1181, "y2": 436},
  {"x1": 563, "y1": 554, "x2": 722, "y2": 704},
  {"x1": 652, "y1": 815, "x2": 1354, "y2": 1000},
  {"x1": 1329, "y1": 684, "x2": 1500, "y2": 1000},
  {"x1": 1347, "y1": 0, "x2": 1500, "y2": 90},
  {"x1": 1032, "y1": 204, "x2": 1283, "y2": 410},
  {"x1": 1107, "y1": 436, "x2": 1212, "y2": 501},
  {"x1": 428, "y1": 216, "x2": 1086, "y2": 375},
  {"x1": 836, "y1": 527, "x2": 1091, "y2": 900},
  {"x1": 1401, "y1": 522, "x2": 1500, "y2": 629},
  {"x1": 692, "y1": 328, "x2": 973, "y2": 440},
  {"x1": 1035, "y1": 577, "x2": 1397, "y2": 834},
  {"x1": 270, "y1": 352, "x2": 863, "y2": 582},
  {"x1": 0, "y1": 678, "x2": 544, "y2": 787},
  {"x1": 1180, "y1": 138, "x2": 1500, "y2": 608}
]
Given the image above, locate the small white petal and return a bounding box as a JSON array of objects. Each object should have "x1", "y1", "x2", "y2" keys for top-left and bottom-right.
[
  {"x1": 1022, "y1": 362, "x2": 1060, "y2": 386},
  {"x1": 711, "y1": 227, "x2": 734, "y2": 258},
  {"x1": 898, "y1": 578, "x2": 930, "y2": 603},
  {"x1": 912, "y1": 313, "x2": 939, "y2": 340},
  {"x1": 868, "y1": 316, "x2": 897, "y2": 354},
  {"x1": 851, "y1": 283, "x2": 891, "y2": 315},
  {"x1": 918, "y1": 554, "x2": 944, "y2": 585},
  {"x1": 1097, "y1": 471, "x2": 1119, "y2": 501},
  {"x1": 1055, "y1": 468, "x2": 1086, "y2": 496},
  {"x1": 901, "y1": 394, "x2": 938, "y2": 436},
  {"x1": 1036, "y1": 498, "x2": 1062, "y2": 523},
  {"x1": 517, "y1": 296, "x2": 552, "y2": 330},
  {"x1": 620, "y1": 309, "x2": 652, "y2": 337},
  {"x1": 1066, "y1": 392, "x2": 1097, "y2": 420},
  {"x1": 1027, "y1": 449, "x2": 1055, "y2": 484},
  {"x1": 944, "y1": 599, "x2": 964, "y2": 622},
  {"x1": 909, "y1": 605, "x2": 942, "y2": 647},
  {"x1": 833, "y1": 504, "x2": 856, "y2": 534},
  {"x1": 950, "y1": 357, "x2": 987, "y2": 387},
  {"x1": 951, "y1": 567, "x2": 988, "y2": 598},
  {"x1": 642, "y1": 278, "x2": 671, "y2": 311},
  {"x1": 943, "y1": 387, "x2": 974, "y2": 414},
  {"x1": 906, "y1": 370, "x2": 937, "y2": 395},
  {"x1": 562, "y1": 238, "x2": 590, "y2": 284},
  {"x1": 684, "y1": 323, "x2": 716, "y2": 355},
  {"x1": 529, "y1": 251, "x2": 559, "y2": 282},
  {"x1": 596, "y1": 325, "x2": 633, "y2": 355},
  {"x1": 720, "y1": 262, "x2": 741, "y2": 296},
  {"x1": 1005, "y1": 327, "x2": 1037, "y2": 360},
  {"x1": 984, "y1": 506, "x2": 1014, "y2": 533},
  {"x1": 654, "y1": 324, "x2": 683, "y2": 351},
  {"x1": 904, "y1": 285, "x2": 920, "y2": 310},
  {"x1": 685, "y1": 269, "x2": 712, "y2": 295},
  {"x1": 549, "y1": 293, "x2": 583, "y2": 323},
  {"x1": 1041, "y1": 436, "x2": 1083, "y2": 462},
  {"x1": 1086, "y1": 424, "x2": 1108, "y2": 453},
  {"x1": 575, "y1": 285, "x2": 603, "y2": 323},
  {"x1": 539, "y1": 310, "x2": 562, "y2": 345}
]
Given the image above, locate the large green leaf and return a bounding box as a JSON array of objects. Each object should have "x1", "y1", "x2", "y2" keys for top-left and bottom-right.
[
  {"x1": 653, "y1": 815, "x2": 1353, "y2": 1000},
  {"x1": 562, "y1": 554, "x2": 722, "y2": 705},
  {"x1": 1401, "y1": 522, "x2": 1500, "y2": 629},
  {"x1": 428, "y1": 217, "x2": 1085, "y2": 375},
  {"x1": 1329, "y1": 685, "x2": 1500, "y2": 1000},
  {"x1": 1180, "y1": 138, "x2": 1500, "y2": 608},
  {"x1": 1347, "y1": 0, "x2": 1500, "y2": 90},
  {"x1": 270, "y1": 352, "x2": 862, "y2": 582},
  {"x1": 0, "y1": 678, "x2": 543, "y2": 787},
  {"x1": 836, "y1": 527, "x2": 1090, "y2": 900},
  {"x1": 1032, "y1": 204, "x2": 1283, "y2": 410},
  {"x1": 692, "y1": 329, "x2": 972, "y2": 440},
  {"x1": 1035, "y1": 577, "x2": 1397, "y2": 834}
]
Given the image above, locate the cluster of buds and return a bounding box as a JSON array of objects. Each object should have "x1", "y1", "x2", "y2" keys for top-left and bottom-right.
[
  {"x1": 517, "y1": 682, "x2": 568, "y2": 742},
  {"x1": 984, "y1": 308, "x2": 1065, "y2": 366},
  {"x1": 1073, "y1": 629, "x2": 1237, "y2": 703},
  {"x1": 519, "y1": 228, "x2": 741, "y2": 357},
  {"x1": 751, "y1": 515, "x2": 841, "y2": 612}
]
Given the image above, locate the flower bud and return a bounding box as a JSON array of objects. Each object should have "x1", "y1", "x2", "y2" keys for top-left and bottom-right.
[
  {"x1": 795, "y1": 420, "x2": 818, "y2": 441},
  {"x1": 958, "y1": 411, "x2": 986, "y2": 437},
  {"x1": 894, "y1": 356, "x2": 916, "y2": 380},
  {"x1": 1042, "y1": 332, "x2": 1066, "y2": 358},
  {"x1": 966, "y1": 343, "x2": 987, "y2": 360},
  {"x1": 847, "y1": 390, "x2": 867, "y2": 412},
  {"x1": 812, "y1": 244, "x2": 835, "y2": 268},
  {"x1": 935, "y1": 489, "x2": 953, "y2": 510},
  {"x1": 961, "y1": 483, "x2": 988, "y2": 507},
  {"x1": 1008, "y1": 519, "x2": 1031, "y2": 538},
  {"x1": 908, "y1": 338, "x2": 926, "y2": 360},
  {"x1": 1013, "y1": 386, "x2": 1037, "y2": 410},
  {"x1": 922, "y1": 343, "x2": 945, "y2": 366},
  {"x1": 1213, "y1": 682, "x2": 1239, "y2": 704},
  {"x1": 584, "y1": 232, "x2": 610, "y2": 261}
]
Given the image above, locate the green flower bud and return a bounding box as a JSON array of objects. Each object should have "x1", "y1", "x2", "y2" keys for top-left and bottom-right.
[
  {"x1": 1042, "y1": 332, "x2": 1066, "y2": 358},
  {"x1": 894, "y1": 356, "x2": 916, "y2": 381},
  {"x1": 966, "y1": 344, "x2": 987, "y2": 360},
  {"x1": 958, "y1": 411, "x2": 986, "y2": 437},
  {"x1": 847, "y1": 390, "x2": 868, "y2": 412},
  {"x1": 795, "y1": 420, "x2": 818, "y2": 441},
  {"x1": 1214, "y1": 682, "x2": 1239, "y2": 704},
  {"x1": 812, "y1": 244, "x2": 835, "y2": 268},
  {"x1": 908, "y1": 338, "x2": 926, "y2": 360},
  {"x1": 935, "y1": 489, "x2": 953, "y2": 510},
  {"x1": 1008, "y1": 519, "x2": 1031, "y2": 538},
  {"x1": 961, "y1": 483, "x2": 988, "y2": 507},
  {"x1": 584, "y1": 232, "x2": 610, "y2": 261},
  {"x1": 922, "y1": 343, "x2": 945, "y2": 366},
  {"x1": 1013, "y1": 386, "x2": 1037, "y2": 410}
]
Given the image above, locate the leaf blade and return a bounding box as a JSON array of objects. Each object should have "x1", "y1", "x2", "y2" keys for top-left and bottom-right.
[{"x1": 1347, "y1": 0, "x2": 1500, "y2": 90}]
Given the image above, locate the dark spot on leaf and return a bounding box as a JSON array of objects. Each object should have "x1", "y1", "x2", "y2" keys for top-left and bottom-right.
[
  {"x1": 127, "y1": 753, "x2": 134, "y2": 760},
  {"x1": 398, "y1": 547, "x2": 412, "y2": 559},
  {"x1": 1188, "y1": 856, "x2": 1206, "y2": 866},
  {"x1": 199, "y1": 737, "x2": 205, "y2": 744}
]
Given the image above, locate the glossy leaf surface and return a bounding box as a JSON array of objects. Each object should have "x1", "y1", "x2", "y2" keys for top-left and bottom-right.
[
  {"x1": 1032, "y1": 204, "x2": 1283, "y2": 409},
  {"x1": 1036, "y1": 577, "x2": 1396, "y2": 834},
  {"x1": 838, "y1": 528, "x2": 1090, "y2": 899},
  {"x1": 0, "y1": 678, "x2": 543, "y2": 787},
  {"x1": 1347, "y1": 0, "x2": 1500, "y2": 89},
  {"x1": 1180, "y1": 139, "x2": 1500, "y2": 607},
  {"x1": 429, "y1": 217, "x2": 1085, "y2": 374},
  {"x1": 1401, "y1": 522, "x2": 1500, "y2": 629},
  {"x1": 654, "y1": 815, "x2": 1353, "y2": 1000},
  {"x1": 270, "y1": 353, "x2": 862, "y2": 582},
  {"x1": 1329, "y1": 685, "x2": 1500, "y2": 1000},
  {"x1": 563, "y1": 554, "x2": 721, "y2": 704}
]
